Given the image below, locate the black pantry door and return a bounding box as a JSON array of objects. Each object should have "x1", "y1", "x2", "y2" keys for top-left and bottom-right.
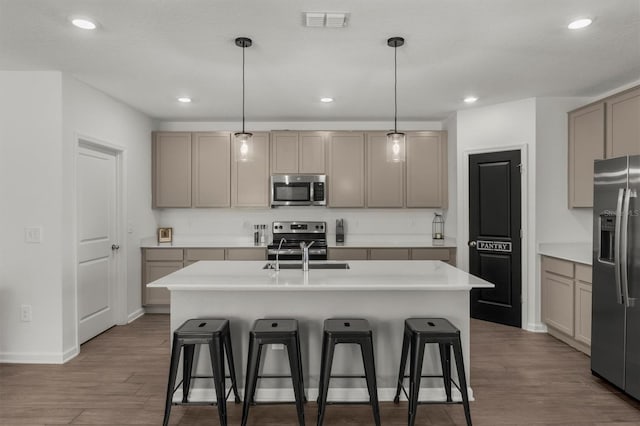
[{"x1": 469, "y1": 150, "x2": 522, "y2": 327}]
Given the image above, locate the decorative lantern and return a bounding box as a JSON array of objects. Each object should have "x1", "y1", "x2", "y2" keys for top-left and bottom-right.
[{"x1": 432, "y1": 213, "x2": 444, "y2": 240}]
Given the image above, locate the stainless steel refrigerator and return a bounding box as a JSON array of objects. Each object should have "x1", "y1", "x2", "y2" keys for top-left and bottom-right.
[{"x1": 592, "y1": 155, "x2": 639, "y2": 400}]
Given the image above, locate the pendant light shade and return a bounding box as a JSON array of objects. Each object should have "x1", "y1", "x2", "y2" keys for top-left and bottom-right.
[
  {"x1": 234, "y1": 37, "x2": 253, "y2": 162},
  {"x1": 386, "y1": 36, "x2": 405, "y2": 163}
]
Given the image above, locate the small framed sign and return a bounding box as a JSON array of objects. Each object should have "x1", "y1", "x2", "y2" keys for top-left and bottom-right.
[{"x1": 157, "y1": 227, "x2": 173, "y2": 244}]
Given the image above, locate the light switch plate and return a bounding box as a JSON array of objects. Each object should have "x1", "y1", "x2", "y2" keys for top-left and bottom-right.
[{"x1": 24, "y1": 227, "x2": 42, "y2": 243}]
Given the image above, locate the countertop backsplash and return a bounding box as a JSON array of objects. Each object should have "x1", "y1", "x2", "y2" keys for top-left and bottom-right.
[{"x1": 154, "y1": 207, "x2": 455, "y2": 243}]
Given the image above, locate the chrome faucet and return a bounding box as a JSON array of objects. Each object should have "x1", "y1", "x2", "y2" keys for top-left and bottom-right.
[
  {"x1": 300, "y1": 241, "x2": 315, "y2": 271},
  {"x1": 275, "y1": 238, "x2": 287, "y2": 272}
]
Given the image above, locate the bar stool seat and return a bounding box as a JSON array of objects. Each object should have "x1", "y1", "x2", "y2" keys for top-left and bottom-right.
[
  {"x1": 317, "y1": 318, "x2": 381, "y2": 426},
  {"x1": 241, "y1": 319, "x2": 305, "y2": 426},
  {"x1": 393, "y1": 318, "x2": 472, "y2": 426},
  {"x1": 163, "y1": 318, "x2": 240, "y2": 426}
]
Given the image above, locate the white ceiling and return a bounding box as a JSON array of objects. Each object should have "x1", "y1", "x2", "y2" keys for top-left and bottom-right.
[{"x1": 1, "y1": 0, "x2": 639, "y2": 122}]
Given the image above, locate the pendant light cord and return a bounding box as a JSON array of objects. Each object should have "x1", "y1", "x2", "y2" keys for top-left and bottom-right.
[
  {"x1": 242, "y1": 44, "x2": 246, "y2": 134},
  {"x1": 393, "y1": 44, "x2": 398, "y2": 134}
]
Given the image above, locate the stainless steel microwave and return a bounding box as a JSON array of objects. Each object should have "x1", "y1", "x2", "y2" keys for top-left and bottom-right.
[{"x1": 270, "y1": 175, "x2": 326, "y2": 207}]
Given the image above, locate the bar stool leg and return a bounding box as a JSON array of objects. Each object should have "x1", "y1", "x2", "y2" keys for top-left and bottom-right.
[
  {"x1": 360, "y1": 338, "x2": 381, "y2": 426},
  {"x1": 316, "y1": 336, "x2": 335, "y2": 426},
  {"x1": 438, "y1": 343, "x2": 452, "y2": 402},
  {"x1": 209, "y1": 339, "x2": 228, "y2": 426},
  {"x1": 223, "y1": 328, "x2": 241, "y2": 403},
  {"x1": 182, "y1": 344, "x2": 195, "y2": 403},
  {"x1": 408, "y1": 335, "x2": 425, "y2": 426},
  {"x1": 394, "y1": 327, "x2": 411, "y2": 403},
  {"x1": 452, "y1": 339, "x2": 472, "y2": 426},
  {"x1": 241, "y1": 337, "x2": 260, "y2": 426},
  {"x1": 286, "y1": 337, "x2": 306, "y2": 426},
  {"x1": 295, "y1": 332, "x2": 307, "y2": 402},
  {"x1": 163, "y1": 336, "x2": 182, "y2": 426}
]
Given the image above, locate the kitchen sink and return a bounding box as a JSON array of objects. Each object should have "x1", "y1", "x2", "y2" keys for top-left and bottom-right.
[{"x1": 263, "y1": 262, "x2": 350, "y2": 270}]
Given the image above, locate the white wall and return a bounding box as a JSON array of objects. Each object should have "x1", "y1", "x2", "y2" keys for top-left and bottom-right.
[
  {"x1": 535, "y1": 97, "x2": 594, "y2": 244},
  {"x1": 61, "y1": 75, "x2": 156, "y2": 355},
  {"x1": 0, "y1": 72, "x2": 65, "y2": 362},
  {"x1": 455, "y1": 98, "x2": 538, "y2": 330}
]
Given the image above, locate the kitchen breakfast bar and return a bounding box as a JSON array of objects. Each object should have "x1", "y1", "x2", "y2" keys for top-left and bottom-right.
[{"x1": 148, "y1": 260, "x2": 493, "y2": 402}]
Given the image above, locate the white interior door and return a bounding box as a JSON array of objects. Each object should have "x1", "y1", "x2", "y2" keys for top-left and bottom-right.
[{"x1": 77, "y1": 145, "x2": 119, "y2": 344}]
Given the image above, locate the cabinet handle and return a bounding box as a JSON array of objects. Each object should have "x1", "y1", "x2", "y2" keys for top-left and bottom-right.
[{"x1": 111, "y1": 244, "x2": 120, "y2": 251}]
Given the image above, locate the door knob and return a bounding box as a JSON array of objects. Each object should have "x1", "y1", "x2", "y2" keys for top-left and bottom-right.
[
  {"x1": 111, "y1": 244, "x2": 120, "y2": 251},
  {"x1": 468, "y1": 241, "x2": 476, "y2": 247}
]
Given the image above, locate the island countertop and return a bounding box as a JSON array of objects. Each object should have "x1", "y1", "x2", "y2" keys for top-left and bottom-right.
[{"x1": 147, "y1": 260, "x2": 494, "y2": 291}]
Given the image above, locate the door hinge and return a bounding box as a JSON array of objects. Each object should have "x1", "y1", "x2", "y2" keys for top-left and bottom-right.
[{"x1": 520, "y1": 229, "x2": 523, "y2": 238}]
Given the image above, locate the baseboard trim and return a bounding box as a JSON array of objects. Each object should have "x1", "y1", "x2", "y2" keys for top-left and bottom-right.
[
  {"x1": 0, "y1": 351, "x2": 68, "y2": 364},
  {"x1": 524, "y1": 322, "x2": 547, "y2": 333},
  {"x1": 62, "y1": 346, "x2": 80, "y2": 363},
  {"x1": 173, "y1": 386, "x2": 474, "y2": 403},
  {"x1": 127, "y1": 308, "x2": 145, "y2": 323},
  {"x1": 143, "y1": 305, "x2": 169, "y2": 314}
]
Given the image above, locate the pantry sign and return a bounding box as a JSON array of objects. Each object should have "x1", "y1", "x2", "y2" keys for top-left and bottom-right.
[{"x1": 476, "y1": 240, "x2": 512, "y2": 253}]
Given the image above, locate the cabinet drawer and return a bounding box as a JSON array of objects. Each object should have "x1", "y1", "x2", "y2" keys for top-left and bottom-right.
[
  {"x1": 185, "y1": 248, "x2": 225, "y2": 261},
  {"x1": 328, "y1": 248, "x2": 368, "y2": 261},
  {"x1": 411, "y1": 248, "x2": 451, "y2": 261},
  {"x1": 226, "y1": 248, "x2": 266, "y2": 261},
  {"x1": 145, "y1": 248, "x2": 184, "y2": 261},
  {"x1": 369, "y1": 248, "x2": 410, "y2": 260},
  {"x1": 575, "y1": 263, "x2": 592, "y2": 284},
  {"x1": 542, "y1": 256, "x2": 574, "y2": 278}
]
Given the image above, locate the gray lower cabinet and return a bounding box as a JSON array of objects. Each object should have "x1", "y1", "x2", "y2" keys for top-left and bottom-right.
[
  {"x1": 328, "y1": 247, "x2": 456, "y2": 265},
  {"x1": 328, "y1": 248, "x2": 369, "y2": 261},
  {"x1": 225, "y1": 248, "x2": 267, "y2": 261},
  {"x1": 369, "y1": 248, "x2": 410, "y2": 260},
  {"x1": 541, "y1": 256, "x2": 592, "y2": 355}
]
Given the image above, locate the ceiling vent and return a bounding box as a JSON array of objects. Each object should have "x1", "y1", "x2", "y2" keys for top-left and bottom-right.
[{"x1": 304, "y1": 12, "x2": 348, "y2": 28}]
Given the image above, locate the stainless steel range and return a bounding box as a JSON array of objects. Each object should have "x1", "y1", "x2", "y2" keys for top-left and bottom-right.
[{"x1": 267, "y1": 221, "x2": 327, "y2": 261}]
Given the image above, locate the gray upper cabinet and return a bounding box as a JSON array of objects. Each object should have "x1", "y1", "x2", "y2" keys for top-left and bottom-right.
[
  {"x1": 606, "y1": 87, "x2": 640, "y2": 158},
  {"x1": 153, "y1": 132, "x2": 192, "y2": 208},
  {"x1": 231, "y1": 132, "x2": 270, "y2": 207},
  {"x1": 366, "y1": 132, "x2": 404, "y2": 207},
  {"x1": 568, "y1": 103, "x2": 605, "y2": 208},
  {"x1": 406, "y1": 131, "x2": 448, "y2": 208},
  {"x1": 328, "y1": 132, "x2": 365, "y2": 207},
  {"x1": 192, "y1": 132, "x2": 231, "y2": 207},
  {"x1": 271, "y1": 131, "x2": 326, "y2": 174}
]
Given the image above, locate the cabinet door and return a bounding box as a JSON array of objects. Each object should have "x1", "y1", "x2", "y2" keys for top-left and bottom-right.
[
  {"x1": 152, "y1": 132, "x2": 192, "y2": 208},
  {"x1": 406, "y1": 132, "x2": 448, "y2": 208},
  {"x1": 192, "y1": 133, "x2": 231, "y2": 207},
  {"x1": 328, "y1": 248, "x2": 368, "y2": 260},
  {"x1": 185, "y1": 248, "x2": 225, "y2": 261},
  {"x1": 606, "y1": 87, "x2": 640, "y2": 158},
  {"x1": 143, "y1": 261, "x2": 183, "y2": 305},
  {"x1": 231, "y1": 132, "x2": 270, "y2": 207},
  {"x1": 369, "y1": 248, "x2": 410, "y2": 260},
  {"x1": 411, "y1": 248, "x2": 451, "y2": 261},
  {"x1": 226, "y1": 248, "x2": 266, "y2": 260},
  {"x1": 328, "y1": 132, "x2": 365, "y2": 207},
  {"x1": 299, "y1": 132, "x2": 326, "y2": 174},
  {"x1": 366, "y1": 132, "x2": 404, "y2": 207},
  {"x1": 271, "y1": 132, "x2": 299, "y2": 174},
  {"x1": 542, "y1": 271, "x2": 575, "y2": 336},
  {"x1": 568, "y1": 103, "x2": 605, "y2": 208},
  {"x1": 574, "y1": 281, "x2": 592, "y2": 346}
]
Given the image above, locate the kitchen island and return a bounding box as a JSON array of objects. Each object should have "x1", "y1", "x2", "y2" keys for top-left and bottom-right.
[{"x1": 148, "y1": 260, "x2": 493, "y2": 402}]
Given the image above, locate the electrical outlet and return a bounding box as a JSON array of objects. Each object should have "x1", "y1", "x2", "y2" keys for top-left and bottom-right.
[
  {"x1": 20, "y1": 305, "x2": 32, "y2": 322},
  {"x1": 24, "y1": 227, "x2": 42, "y2": 243},
  {"x1": 272, "y1": 343, "x2": 285, "y2": 350}
]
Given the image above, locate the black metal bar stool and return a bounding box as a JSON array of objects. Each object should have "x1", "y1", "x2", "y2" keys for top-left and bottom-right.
[
  {"x1": 393, "y1": 318, "x2": 472, "y2": 426},
  {"x1": 163, "y1": 318, "x2": 241, "y2": 426},
  {"x1": 317, "y1": 318, "x2": 381, "y2": 426},
  {"x1": 241, "y1": 318, "x2": 305, "y2": 426}
]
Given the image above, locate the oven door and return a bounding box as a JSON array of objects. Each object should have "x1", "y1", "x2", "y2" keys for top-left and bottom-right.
[{"x1": 271, "y1": 182, "x2": 312, "y2": 206}]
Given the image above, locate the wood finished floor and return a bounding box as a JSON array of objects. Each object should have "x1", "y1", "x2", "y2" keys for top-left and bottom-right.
[{"x1": 1, "y1": 315, "x2": 639, "y2": 425}]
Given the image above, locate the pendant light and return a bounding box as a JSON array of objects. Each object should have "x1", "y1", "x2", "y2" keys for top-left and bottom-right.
[
  {"x1": 235, "y1": 37, "x2": 253, "y2": 162},
  {"x1": 386, "y1": 36, "x2": 406, "y2": 162}
]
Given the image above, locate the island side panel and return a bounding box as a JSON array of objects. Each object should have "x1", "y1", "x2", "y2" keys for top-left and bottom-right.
[{"x1": 169, "y1": 289, "x2": 471, "y2": 401}]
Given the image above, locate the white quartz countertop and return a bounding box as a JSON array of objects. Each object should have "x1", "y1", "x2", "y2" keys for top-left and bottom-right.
[
  {"x1": 538, "y1": 242, "x2": 592, "y2": 265},
  {"x1": 147, "y1": 260, "x2": 493, "y2": 291}
]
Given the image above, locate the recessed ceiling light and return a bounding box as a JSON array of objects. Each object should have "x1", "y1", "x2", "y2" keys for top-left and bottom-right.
[
  {"x1": 568, "y1": 18, "x2": 593, "y2": 30},
  {"x1": 320, "y1": 97, "x2": 334, "y2": 103},
  {"x1": 70, "y1": 18, "x2": 97, "y2": 30},
  {"x1": 464, "y1": 96, "x2": 478, "y2": 104},
  {"x1": 177, "y1": 97, "x2": 192, "y2": 103}
]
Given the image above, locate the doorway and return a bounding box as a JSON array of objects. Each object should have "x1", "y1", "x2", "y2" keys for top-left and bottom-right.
[
  {"x1": 468, "y1": 150, "x2": 522, "y2": 327},
  {"x1": 77, "y1": 141, "x2": 123, "y2": 344}
]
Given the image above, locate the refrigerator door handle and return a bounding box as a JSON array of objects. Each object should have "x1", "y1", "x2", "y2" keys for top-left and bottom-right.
[
  {"x1": 621, "y1": 188, "x2": 636, "y2": 308},
  {"x1": 614, "y1": 188, "x2": 625, "y2": 305}
]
